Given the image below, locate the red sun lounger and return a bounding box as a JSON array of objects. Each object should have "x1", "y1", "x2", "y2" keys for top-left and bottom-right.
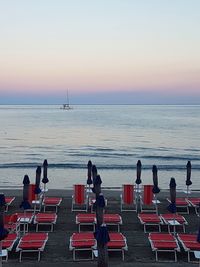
[
  {"x1": 76, "y1": 213, "x2": 96, "y2": 232},
  {"x1": 103, "y1": 214, "x2": 122, "y2": 232},
  {"x1": 187, "y1": 198, "x2": 200, "y2": 215},
  {"x1": 140, "y1": 185, "x2": 158, "y2": 213},
  {"x1": 16, "y1": 212, "x2": 34, "y2": 233},
  {"x1": 42, "y1": 197, "x2": 62, "y2": 213},
  {"x1": 69, "y1": 232, "x2": 96, "y2": 261},
  {"x1": 177, "y1": 233, "x2": 200, "y2": 262},
  {"x1": 76, "y1": 213, "x2": 122, "y2": 232},
  {"x1": 16, "y1": 232, "x2": 48, "y2": 262},
  {"x1": 4, "y1": 214, "x2": 20, "y2": 234},
  {"x1": 167, "y1": 198, "x2": 189, "y2": 214},
  {"x1": 34, "y1": 212, "x2": 57, "y2": 232},
  {"x1": 160, "y1": 213, "x2": 188, "y2": 233},
  {"x1": 72, "y1": 184, "x2": 88, "y2": 212},
  {"x1": 5, "y1": 197, "x2": 15, "y2": 212},
  {"x1": 148, "y1": 233, "x2": 180, "y2": 262},
  {"x1": 107, "y1": 232, "x2": 128, "y2": 261},
  {"x1": 138, "y1": 213, "x2": 162, "y2": 233},
  {"x1": 2, "y1": 233, "x2": 18, "y2": 261},
  {"x1": 120, "y1": 184, "x2": 137, "y2": 212}
]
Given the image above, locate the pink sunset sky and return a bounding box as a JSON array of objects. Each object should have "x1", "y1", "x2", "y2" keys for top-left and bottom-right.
[{"x1": 0, "y1": 0, "x2": 200, "y2": 104}]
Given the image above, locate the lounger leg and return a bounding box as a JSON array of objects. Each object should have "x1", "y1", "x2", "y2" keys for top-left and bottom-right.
[
  {"x1": 36, "y1": 224, "x2": 39, "y2": 232},
  {"x1": 51, "y1": 224, "x2": 53, "y2": 232},
  {"x1": 158, "y1": 224, "x2": 161, "y2": 232},
  {"x1": 144, "y1": 224, "x2": 146, "y2": 233},
  {"x1": 183, "y1": 224, "x2": 185, "y2": 233},
  {"x1": 19, "y1": 251, "x2": 22, "y2": 262},
  {"x1": 122, "y1": 250, "x2": 124, "y2": 261},
  {"x1": 188, "y1": 251, "x2": 190, "y2": 262},
  {"x1": 155, "y1": 250, "x2": 158, "y2": 261},
  {"x1": 38, "y1": 251, "x2": 41, "y2": 261},
  {"x1": 174, "y1": 251, "x2": 177, "y2": 262}
]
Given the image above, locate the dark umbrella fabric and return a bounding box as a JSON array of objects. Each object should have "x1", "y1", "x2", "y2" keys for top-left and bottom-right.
[
  {"x1": 42, "y1": 159, "x2": 49, "y2": 189},
  {"x1": 20, "y1": 175, "x2": 31, "y2": 210},
  {"x1": 0, "y1": 194, "x2": 8, "y2": 241},
  {"x1": 135, "y1": 160, "x2": 142, "y2": 185},
  {"x1": 186, "y1": 161, "x2": 192, "y2": 186},
  {"x1": 87, "y1": 160, "x2": 93, "y2": 185},
  {"x1": 94, "y1": 224, "x2": 110, "y2": 246},
  {"x1": 34, "y1": 166, "x2": 42, "y2": 194},
  {"x1": 167, "y1": 177, "x2": 176, "y2": 213},
  {"x1": 152, "y1": 165, "x2": 160, "y2": 194}
]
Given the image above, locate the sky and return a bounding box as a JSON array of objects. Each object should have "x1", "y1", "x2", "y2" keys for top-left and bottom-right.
[{"x1": 0, "y1": 0, "x2": 200, "y2": 104}]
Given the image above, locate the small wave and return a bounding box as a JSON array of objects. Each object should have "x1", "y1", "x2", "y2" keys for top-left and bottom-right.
[
  {"x1": 142, "y1": 155, "x2": 200, "y2": 161},
  {"x1": 0, "y1": 162, "x2": 200, "y2": 171}
]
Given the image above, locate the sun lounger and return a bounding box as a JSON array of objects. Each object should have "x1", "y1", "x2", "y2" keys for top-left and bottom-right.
[
  {"x1": 140, "y1": 185, "x2": 157, "y2": 213},
  {"x1": 107, "y1": 232, "x2": 128, "y2": 261},
  {"x1": 5, "y1": 197, "x2": 15, "y2": 212},
  {"x1": 76, "y1": 213, "x2": 122, "y2": 232},
  {"x1": 167, "y1": 197, "x2": 189, "y2": 214},
  {"x1": 160, "y1": 213, "x2": 188, "y2": 233},
  {"x1": 2, "y1": 233, "x2": 18, "y2": 261},
  {"x1": 177, "y1": 233, "x2": 200, "y2": 262},
  {"x1": 138, "y1": 213, "x2": 162, "y2": 233},
  {"x1": 42, "y1": 197, "x2": 62, "y2": 213},
  {"x1": 148, "y1": 233, "x2": 180, "y2": 262},
  {"x1": 4, "y1": 214, "x2": 20, "y2": 234},
  {"x1": 34, "y1": 212, "x2": 57, "y2": 232},
  {"x1": 76, "y1": 213, "x2": 96, "y2": 232},
  {"x1": 120, "y1": 184, "x2": 137, "y2": 212},
  {"x1": 16, "y1": 232, "x2": 48, "y2": 262},
  {"x1": 69, "y1": 232, "x2": 96, "y2": 261},
  {"x1": 103, "y1": 214, "x2": 122, "y2": 232},
  {"x1": 187, "y1": 198, "x2": 200, "y2": 215},
  {"x1": 72, "y1": 184, "x2": 88, "y2": 212}
]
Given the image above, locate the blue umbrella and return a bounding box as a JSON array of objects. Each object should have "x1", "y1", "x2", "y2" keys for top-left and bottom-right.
[
  {"x1": 42, "y1": 159, "x2": 49, "y2": 191},
  {"x1": 0, "y1": 193, "x2": 8, "y2": 241},
  {"x1": 20, "y1": 175, "x2": 31, "y2": 210},
  {"x1": 135, "y1": 160, "x2": 142, "y2": 185},
  {"x1": 152, "y1": 165, "x2": 160, "y2": 194},
  {"x1": 87, "y1": 160, "x2": 93, "y2": 185},
  {"x1": 186, "y1": 161, "x2": 192, "y2": 197},
  {"x1": 34, "y1": 166, "x2": 42, "y2": 195},
  {"x1": 94, "y1": 224, "x2": 110, "y2": 246},
  {"x1": 167, "y1": 177, "x2": 176, "y2": 214}
]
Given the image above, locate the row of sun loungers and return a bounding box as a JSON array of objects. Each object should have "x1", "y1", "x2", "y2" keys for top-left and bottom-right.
[
  {"x1": 2, "y1": 232, "x2": 48, "y2": 262},
  {"x1": 148, "y1": 233, "x2": 200, "y2": 262},
  {"x1": 69, "y1": 232, "x2": 128, "y2": 261}
]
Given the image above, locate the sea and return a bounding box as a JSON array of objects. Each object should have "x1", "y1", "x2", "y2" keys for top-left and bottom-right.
[{"x1": 0, "y1": 105, "x2": 199, "y2": 190}]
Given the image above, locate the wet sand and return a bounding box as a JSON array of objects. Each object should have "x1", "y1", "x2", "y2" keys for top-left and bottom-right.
[{"x1": 2, "y1": 188, "x2": 200, "y2": 266}]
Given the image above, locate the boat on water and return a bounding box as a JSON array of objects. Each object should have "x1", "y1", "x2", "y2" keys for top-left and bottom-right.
[{"x1": 60, "y1": 90, "x2": 73, "y2": 110}]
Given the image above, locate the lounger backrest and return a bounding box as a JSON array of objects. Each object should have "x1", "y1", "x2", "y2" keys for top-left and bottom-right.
[
  {"x1": 74, "y1": 184, "x2": 85, "y2": 205},
  {"x1": 123, "y1": 184, "x2": 134, "y2": 205},
  {"x1": 143, "y1": 185, "x2": 153, "y2": 205}
]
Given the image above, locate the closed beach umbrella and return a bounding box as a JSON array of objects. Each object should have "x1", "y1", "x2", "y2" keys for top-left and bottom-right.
[
  {"x1": 135, "y1": 160, "x2": 142, "y2": 185},
  {"x1": 34, "y1": 166, "x2": 42, "y2": 195},
  {"x1": 152, "y1": 165, "x2": 160, "y2": 194},
  {"x1": 0, "y1": 193, "x2": 8, "y2": 266},
  {"x1": 20, "y1": 175, "x2": 31, "y2": 210},
  {"x1": 92, "y1": 165, "x2": 98, "y2": 193},
  {"x1": 186, "y1": 161, "x2": 192, "y2": 196},
  {"x1": 167, "y1": 177, "x2": 176, "y2": 214},
  {"x1": 94, "y1": 223, "x2": 110, "y2": 267},
  {"x1": 42, "y1": 159, "x2": 49, "y2": 191},
  {"x1": 87, "y1": 160, "x2": 93, "y2": 186}
]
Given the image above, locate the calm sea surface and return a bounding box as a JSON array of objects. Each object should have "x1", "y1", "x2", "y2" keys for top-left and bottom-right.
[{"x1": 0, "y1": 105, "x2": 199, "y2": 190}]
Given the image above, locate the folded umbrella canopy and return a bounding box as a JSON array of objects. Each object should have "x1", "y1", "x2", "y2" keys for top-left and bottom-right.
[
  {"x1": 0, "y1": 193, "x2": 8, "y2": 266},
  {"x1": 42, "y1": 159, "x2": 49, "y2": 191},
  {"x1": 34, "y1": 166, "x2": 42, "y2": 195},
  {"x1": 168, "y1": 177, "x2": 177, "y2": 214},
  {"x1": 20, "y1": 175, "x2": 31, "y2": 210},
  {"x1": 135, "y1": 160, "x2": 142, "y2": 185},
  {"x1": 87, "y1": 160, "x2": 93, "y2": 186},
  {"x1": 152, "y1": 165, "x2": 160, "y2": 194}
]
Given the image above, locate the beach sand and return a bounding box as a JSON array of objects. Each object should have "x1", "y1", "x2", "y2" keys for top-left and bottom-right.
[{"x1": 2, "y1": 188, "x2": 199, "y2": 266}]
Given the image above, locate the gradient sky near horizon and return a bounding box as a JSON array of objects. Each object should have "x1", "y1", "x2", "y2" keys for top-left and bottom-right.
[{"x1": 0, "y1": 0, "x2": 200, "y2": 104}]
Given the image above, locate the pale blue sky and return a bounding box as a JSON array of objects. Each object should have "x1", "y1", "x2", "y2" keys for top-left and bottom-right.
[{"x1": 0, "y1": 0, "x2": 200, "y2": 104}]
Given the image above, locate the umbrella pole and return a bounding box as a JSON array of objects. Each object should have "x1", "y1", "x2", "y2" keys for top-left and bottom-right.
[{"x1": 0, "y1": 240, "x2": 2, "y2": 267}]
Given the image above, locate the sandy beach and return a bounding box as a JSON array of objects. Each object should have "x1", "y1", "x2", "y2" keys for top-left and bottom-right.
[{"x1": 1, "y1": 188, "x2": 199, "y2": 266}]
